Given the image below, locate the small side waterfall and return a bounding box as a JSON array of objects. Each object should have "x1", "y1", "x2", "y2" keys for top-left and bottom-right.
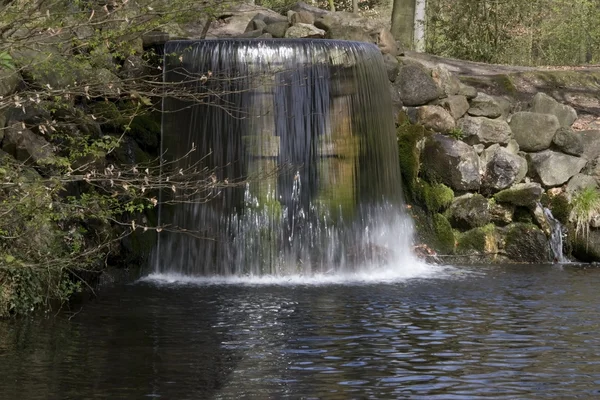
[
  {"x1": 153, "y1": 39, "x2": 418, "y2": 277},
  {"x1": 544, "y1": 207, "x2": 566, "y2": 263}
]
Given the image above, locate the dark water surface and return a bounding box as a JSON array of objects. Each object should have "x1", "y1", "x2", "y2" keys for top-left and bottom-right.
[{"x1": 1, "y1": 264, "x2": 600, "y2": 399}]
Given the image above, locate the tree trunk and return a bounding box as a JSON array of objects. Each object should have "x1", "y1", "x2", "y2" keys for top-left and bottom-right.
[
  {"x1": 353, "y1": 0, "x2": 358, "y2": 13},
  {"x1": 328, "y1": 0, "x2": 335, "y2": 12},
  {"x1": 391, "y1": 0, "x2": 417, "y2": 50}
]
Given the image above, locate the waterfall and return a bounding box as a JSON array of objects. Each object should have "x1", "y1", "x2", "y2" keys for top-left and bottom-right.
[
  {"x1": 152, "y1": 39, "x2": 417, "y2": 277},
  {"x1": 544, "y1": 207, "x2": 566, "y2": 263}
]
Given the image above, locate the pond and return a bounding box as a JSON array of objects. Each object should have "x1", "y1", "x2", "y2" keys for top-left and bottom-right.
[{"x1": 1, "y1": 264, "x2": 600, "y2": 399}]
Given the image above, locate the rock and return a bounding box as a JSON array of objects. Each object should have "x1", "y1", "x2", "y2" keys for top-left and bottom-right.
[
  {"x1": 509, "y1": 112, "x2": 560, "y2": 152},
  {"x1": 245, "y1": 18, "x2": 267, "y2": 32},
  {"x1": 530, "y1": 92, "x2": 577, "y2": 128},
  {"x1": 579, "y1": 130, "x2": 600, "y2": 161},
  {"x1": 552, "y1": 127, "x2": 584, "y2": 156},
  {"x1": 2, "y1": 123, "x2": 54, "y2": 164},
  {"x1": 566, "y1": 173, "x2": 598, "y2": 194},
  {"x1": 528, "y1": 150, "x2": 587, "y2": 187},
  {"x1": 119, "y1": 55, "x2": 152, "y2": 80},
  {"x1": 377, "y1": 28, "x2": 400, "y2": 56},
  {"x1": 393, "y1": 63, "x2": 441, "y2": 106},
  {"x1": 490, "y1": 202, "x2": 514, "y2": 226},
  {"x1": 438, "y1": 95, "x2": 469, "y2": 120},
  {"x1": 290, "y1": 10, "x2": 315, "y2": 25},
  {"x1": 506, "y1": 139, "x2": 520, "y2": 154},
  {"x1": 494, "y1": 182, "x2": 544, "y2": 206},
  {"x1": 531, "y1": 202, "x2": 552, "y2": 236},
  {"x1": 417, "y1": 105, "x2": 455, "y2": 134},
  {"x1": 290, "y1": 2, "x2": 331, "y2": 18},
  {"x1": 456, "y1": 226, "x2": 498, "y2": 256},
  {"x1": 325, "y1": 25, "x2": 373, "y2": 42},
  {"x1": 265, "y1": 21, "x2": 290, "y2": 38},
  {"x1": 382, "y1": 53, "x2": 400, "y2": 82},
  {"x1": 482, "y1": 146, "x2": 527, "y2": 192},
  {"x1": 457, "y1": 82, "x2": 478, "y2": 99},
  {"x1": 491, "y1": 95, "x2": 513, "y2": 119},
  {"x1": 467, "y1": 93, "x2": 502, "y2": 118},
  {"x1": 446, "y1": 193, "x2": 491, "y2": 230},
  {"x1": 141, "y1": 31, "x2": 170, "y2": 47},
  {"x1": 432, "y1": 65, "x2": 461, "y2": 97},
  {"x1": 207, "y1": 6, "x2": 284, "y2": 38},
  {"x1": 421, "y1": 134, "x2": 481, "y2": 191},
  {"x1": 572, "y1": 230, "x2": 600, "y2": 262},
  {"x1": 0, "y1": 68, "x2": 20, "y2": 97},
  {"x1": 504, "y1": 223, "x2": 551, "y2": 263},
  {"x1": 284, "y1": 23, "x2": 325, "y2": 38},
  {"x1": 458, "y1": 116, "x2": 511, "y2": 146}
]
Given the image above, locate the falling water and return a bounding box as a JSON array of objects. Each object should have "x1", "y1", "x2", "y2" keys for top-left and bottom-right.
[
  {"x1": 544, "y1": 207, "x2": 566, "y2": 263},
  {"x1": 152, "y1": 39, "x2": 418, "y2": 277}
]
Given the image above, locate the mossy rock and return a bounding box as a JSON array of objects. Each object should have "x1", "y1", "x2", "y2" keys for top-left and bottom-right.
[
  {"x1": 432, "y1": 213, "x2": 455, "y2": 255},
  {"x1": 456, "y1": 224, "x2": 497, "y2": 255},
  {"x1": 513, "y1": 207, "x2": 534, "y2": 224},
  {"x1": 414, "y1": 179, "x2": 454, "y2": 213},
  {"x1": 397, "y1": 118, "x2": 426, "y2": 197},
  {"x1": 128, "y1": 114, "x2": 161, "y2": 154},
  {"x1": 542, "y1": 192, "x2": 572, "y2": 225},
  {"x1": 570, "y1": 229, "x2": 600, "y2": 262},
  {"x1": 504, "y1": 223, "x2": 551, "y2": 263}
]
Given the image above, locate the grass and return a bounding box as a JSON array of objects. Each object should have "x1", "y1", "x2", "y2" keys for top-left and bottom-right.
[{"x1": 570, "y1": 187, "x2": 600, "y2": 245}]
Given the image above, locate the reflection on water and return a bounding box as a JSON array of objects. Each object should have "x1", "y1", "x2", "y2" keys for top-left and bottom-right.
[{"x1": 1, "y1": 264, "x2": 600, "y2": 399}]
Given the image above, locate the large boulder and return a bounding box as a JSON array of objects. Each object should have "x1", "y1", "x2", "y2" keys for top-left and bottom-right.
[
  {"x1": 509, "y1": 112, "x2": 560, "y2": 152},
  {"x1": 504, "y1": 223, "x2": 551, "y2": 263},
  {"x1": 417, "y1": 105, "x2": 455, "y2": 134},
  {"x1": 481, "y1": 145, "x2": 527, "y2": 192},
  {"x1": 457, "y1": 82, "x2": 478, "y2": 99},
  {"x1": 421, "y1": 134, "x2": 481, "y2": 191},
  {"x1": 290, "y1": 2, "x2": 331, "y2": 18},
  {"x1": 393, "y1": 63, "x2": 441, "y2": 106},
  {"x1": 530, "y1": 92, "x2": 577, "y2": 128},
  {"x1": 458, "y1": 116, "x2": 511, "y2": 146},
  {"x1": 528, "y1": 150, "x2": 587, "y2": 187},
  {"x1": 446, "y1": 193, "x2": 491, "y2": 230},
  {"x1": 383, "y1": 53, "x2": 400, "y2": 82},
  {"x1": 207, "y1": 6, "x2": 286, "y2": 37},
  {"x1": 265, "y1": 21, "x2": 290, "y2": 38},
  {"x1": 494, "y1": 182, "x2": 544, "y2": 206},
  {"x1": 431, "y1": 65, "x2": 461, "y2": 97},
  {"x1": 579, "y1": 130, "x2": 600, "y2": 161},
  {"x1": 2, "y1": 123, "x2": 54, "y2": 164},
  {"x1": 377, "y1": 28, "x2": 400, "y2": 56},
  {"x1": 284, "y1": 23, "x2": 325, "y2": 38},
  {"x1": 289, "y1": 10, "x2": 315, "y2": 25},
  {"x1": 566, "y1": 173, "x2": 597, "y2": 194},
  {"x1": 552, "y1": 127, "x2": 584, "y2": 156},
  {"x1": 438, "y1": 95, "x2": 469, "y2": 120},
  {"x1": 467, "y1": 93, "x2": 502, "y2": 118}
]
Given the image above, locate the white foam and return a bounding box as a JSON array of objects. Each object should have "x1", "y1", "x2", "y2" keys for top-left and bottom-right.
[{"x1": 139, "y1": 260, "x2": 455, "y2": 286}]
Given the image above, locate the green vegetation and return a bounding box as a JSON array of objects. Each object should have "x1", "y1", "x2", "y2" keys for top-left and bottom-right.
[
  {"x1": 432, "y1": 213, "x2": 455, "y2": 255},
  {"x1": 455, "y1": 224, "x2": 496, "y2": 255},
  {"x1": 396, "y1": 119, "x2": 426, "y2": 196},
  {"x1": 414, "y1": 180, "x2": 454, "y2": 213},
  {"x1": 447, "y1": 127, "x2": 463, "y2": 141},
  {"x1": 570, "y1": 187, "x2": 600, "y2": 245}
]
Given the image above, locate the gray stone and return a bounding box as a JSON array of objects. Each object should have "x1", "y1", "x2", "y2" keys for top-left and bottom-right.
[
  {"x1": 509, "y1": 112, "x2": 560, "y2": 152},
  {"x1": 491, "y1": 95, "x2": 513, "y2": 119},
  {"x1": 504, "y1": 223, "x2": 551, "y2": 263},
  {"x1": 468, "y1": 92, "x2": 503, "y2": 118},
  {"x1": 0, "y1": 68, "x2": 20, "y2": 97},
  {"x1": 119, "y1": 55, "x2": 151, "y2": 80},
  {"x1": 566, "y1": 173, "x2": 598, "y2": 194},
  {"x1": 245, "y1": 18, "x2": 267, "y2": 33},
  {"x1": 446, "y1": 193, "x2": 491, "y2": 230},
  {"x1": 458, "y1": 116, "x2": 511, "y2": 146},
  {"x1": 579, "y1": 130, "x2": 600, "y2": 161},
  {"x1": 393, "y1": 64, "x2": 442, "y2": 106},
  {"x1": 265, "y1": 21, "x2": 290, "y2": 38},
  {"x1": 482, "y1": 146, "x2": 527, "y2": 192},
  {"x1": 494, "y1": 182, "x2": 544, "y2": 206},
  {"x1": 141, "y1": 31, "x2": 170, "y2": 47},
  {"x1": 417, "y1": 105, "x2": 455, "y2": 134},
  {"x1": 438, "y1": 95, "x2": 469, "y2": 120},
  {"x1": 238, "y1": 29, "x2": 265, "y2": 38},
  {"x1": 2, "y1": 123, "x2": 53, "y2": 164},
  {"x1": 457, "y1": 82, "x2": 478, "y2": 99},
  {"x1": 552, "y1": 127, "x2": 584, "y2": 156},
  {"x1": 421, "y1": 134, "x2": 481, "y2": 191},
  {"x1": 377, "y1": 28, "x2": 400, "y2": 56},
  {"x1": 432, "y1": 65, "x2": 461, "y2": 97},
  {"x1": 490, "y1": 202, "x2": 514, "y2": 226},
  {"x1": 528, "y1": 150, "x2": 587, "y2": 187},
  {"x1": 572, "y1": 229, "x2": 600, "y2": 262},
  {"x1": 531, "y1": 92, "x2": 577, "y2": 128},
  {"x1": 325, "y1": 25, "x2": 373, "y2": 42},
  {"x1": 382, "y1": 53, "x2": 400, "y2": 82},
  {"x1": 290, "y1": 10, "x2": 315, "y2": 25},
  {"x1": 290, "y1": 2, "x2": 331, "y2": 18},
  {"x1": 285, "y1": 23, "x2": 325, "y2": 38},
  {"x1": 531, "y1": 203, "x2": 552, "y2": 236},
  {"x1": 506, "y1": 139, "x2": 520, "y2": 154}
]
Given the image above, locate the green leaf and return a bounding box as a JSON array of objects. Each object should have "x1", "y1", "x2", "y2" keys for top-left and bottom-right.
[{"x1": 5, "y1": 254, "x2": 15, "y2": 263}]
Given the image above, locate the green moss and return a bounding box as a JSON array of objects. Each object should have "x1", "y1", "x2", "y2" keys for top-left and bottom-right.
[
  {"x1": 547, "y1": 193, "x2": 571, "y2": 225},
  {"x1": 432, "y1": 213, "x2": 455, "y2": 255},
  {"x1": 513, "y1": 206, "x2": 533, "y2": 223},
  {"x1": 495, "y1": 74, "x2": 517, "y2": 95},
  {"x1": 128, "y1": 114, "x2": 161, "y2": 153},
  {"x1": 456, "y1": 224, "x2": 497, "y2": 255},
  {"x1": 397, "y1": 118, "x2": 425, "y2": 197},
  {"x1": 415, "y1": 180, "x2": 454, "y2": 213}
]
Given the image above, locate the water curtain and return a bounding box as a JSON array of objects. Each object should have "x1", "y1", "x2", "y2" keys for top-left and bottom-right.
[{"x1": 154, "y1": 39, "x2": 412, "y2": 276}]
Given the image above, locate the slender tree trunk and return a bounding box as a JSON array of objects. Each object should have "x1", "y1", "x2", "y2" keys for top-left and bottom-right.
[
  {"x1": 391, "y1": 0, "x2": 417, "y2": 50},
  {"x1": 328, "y1": 0, "x2": 336, "y2": 12},
  {"x1": 353, "y1": 0, "x2": 358, "y2": 13}
]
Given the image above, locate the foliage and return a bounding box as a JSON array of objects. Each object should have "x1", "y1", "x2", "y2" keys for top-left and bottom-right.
[
  {"x1": 414, "y1": 180, "x2": 454, "y2": 213},
  {"x1": 570, "y1": 187, "x2": 600, "y2": 245},
  {"x1": 396, "y1": 119, "x2": 425, "y2": 197},
  {"x1": 432, "y1": 213, "x2": 454, "y2": 255},
  {"x1": 425, "y1": 0, "x2": 600, "y2": 66},
  {"x1": 447, "y1": 127, "x2": 463, "y2": 141}
]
